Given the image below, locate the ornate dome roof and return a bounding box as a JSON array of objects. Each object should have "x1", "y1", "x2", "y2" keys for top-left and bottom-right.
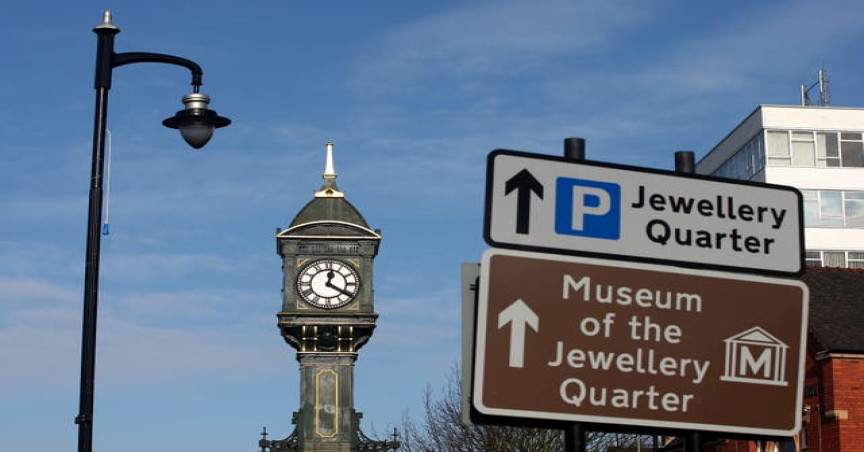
[
  {"x1": 289, "y1": 197, "x2": 371, "y2": 230},
  {"x1": 279, "y1": 142, "x2": 379, "y2": 239}
]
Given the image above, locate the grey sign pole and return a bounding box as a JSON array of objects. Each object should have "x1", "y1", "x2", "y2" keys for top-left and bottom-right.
[
  {"x1": 563, "y1": 137, "x2": 587, "y2": 452},
  {"x1": 674, "y1": 150, "x2": 704, "y2": 452}
]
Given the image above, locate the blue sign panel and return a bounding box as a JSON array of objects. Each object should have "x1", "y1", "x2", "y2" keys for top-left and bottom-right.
[{"x1": 554, "y1": 177, "x2": 621, "y2": 240}]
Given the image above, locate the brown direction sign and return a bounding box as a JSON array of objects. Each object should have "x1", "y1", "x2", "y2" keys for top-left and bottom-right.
[{"x1": 472, "y1": 249, "x2": 808, "y2": 436}]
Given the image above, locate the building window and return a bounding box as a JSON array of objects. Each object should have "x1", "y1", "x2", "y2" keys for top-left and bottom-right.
[
  {"x1": 802, "y1": 190, "x2": 864, "y2": 227},
  {"x1": 805, "y1": 251, "x2": 822, "y2": 267},
  {"x1": 847, "y1": 191, "x2": 864, "y2": 226},
  {"x1": 791, "y1": 131, "x2": 816, "y2": 167},
  {"x1": 840, "y1": 132, "x2": 864, "y2": 167},
  {"x1": 824, "y1": 251, "x2": 846, "y2": 267},
  {"x1": 766, "y1": 130, "x2": 864, "y2": 168},
  {"x1": 806, "y1": 250, "x2": 864, "y2": 268},
  {"x1": 823, "y1": 132, "x2": 840, "y2": 167},
  {"x1": 714, "y1": 133, "x2": 765, "y2": 180},
  {"x1": 767, "y1": 131, "x2": 792, "y2": 166},
  {"x1": 849, "y1": 252, "x2": 864, "y2": 268}
]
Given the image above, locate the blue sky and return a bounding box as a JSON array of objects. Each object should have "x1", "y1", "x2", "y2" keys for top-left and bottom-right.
[{"x1": 3, "y1": 0, "x2": 864, "y2": 450}]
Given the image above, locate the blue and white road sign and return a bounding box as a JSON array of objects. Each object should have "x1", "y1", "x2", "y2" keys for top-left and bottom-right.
[{"x1": 483, "y1": 150, "x2": 804, "y2": 275}]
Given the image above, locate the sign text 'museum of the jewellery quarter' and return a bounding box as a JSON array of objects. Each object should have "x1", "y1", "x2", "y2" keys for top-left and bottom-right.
[{"x1": 473, "y1": 249, "x2": 808, "y2": 436}]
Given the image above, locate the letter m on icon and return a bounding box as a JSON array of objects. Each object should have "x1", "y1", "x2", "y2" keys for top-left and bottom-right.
[
  {"x1": 740, "y1": 346, "x2": 772, "y2": 378},
  {"x1": 555, "y1": 178, "x2": 620, "y2": 240}
]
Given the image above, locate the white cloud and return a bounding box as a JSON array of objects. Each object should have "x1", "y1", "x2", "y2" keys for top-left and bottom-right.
[
  {"x1": 373, "y1": 286, "x2": 461, "y2": 349},
  {"x1": 355, "y1": 0, "x2": 654, "y2": 86},
  {"x1": 0, "y1": 276, "x2": 78, "y2": 306},
  {"x1": 100, "y1": 252, "x2": 237, "y2": 282},
  {"x1": 0, "y1": 289, "x2": 281, "y2": 397},
  {"x1": 0, "y1": 246, "x2": 276, "y2": 396},
  {"x1": 94, "y1": 319, "x2": 281, "y2": 388},
  {"x1": 0, "y1": 305, "x2": 81, "y2": 395},
  {"x1": 106, "y1": 288, "x2": 271, "y2": 327},
  {"x1": 622, "y1": 0, "x2": 864, "y2": 97}
]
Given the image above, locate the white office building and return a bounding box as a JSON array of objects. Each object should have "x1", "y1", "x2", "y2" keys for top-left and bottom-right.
[{"x1": 696, "y1": 105, "x2": 864, "y2": 268}]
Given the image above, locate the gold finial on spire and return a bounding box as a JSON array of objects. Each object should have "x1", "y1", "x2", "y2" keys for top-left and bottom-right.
[{"x1": 314, "y1": 141, "x2": 345, "y2": 198}]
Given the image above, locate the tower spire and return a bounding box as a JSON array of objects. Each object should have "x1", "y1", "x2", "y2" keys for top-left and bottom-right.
[
  {"x1": 324, "y1": 141, "x2": 336, "y2": 178},
  {"x1": 314, "y1": 141, "x2": 344, "y2": 198}
]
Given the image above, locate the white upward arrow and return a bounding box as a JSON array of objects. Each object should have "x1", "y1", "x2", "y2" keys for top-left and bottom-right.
[{"x1": 497, "y1": 298, "x2": 539, "y2": 368}]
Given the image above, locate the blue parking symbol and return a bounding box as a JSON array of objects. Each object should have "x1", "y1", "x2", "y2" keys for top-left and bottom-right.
[{"x1": 555, "y1": 177, "x2": 621, "y2": 240}]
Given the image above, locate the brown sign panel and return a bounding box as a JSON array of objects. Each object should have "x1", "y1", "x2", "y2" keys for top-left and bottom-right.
[{"x1": 473, "y1": 249, "x2": 808, "y2": 436}]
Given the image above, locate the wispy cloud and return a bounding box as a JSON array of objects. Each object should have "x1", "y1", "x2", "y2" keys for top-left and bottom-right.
[
  {"x1": 0, "y1": 276, "x2": 78, "y2": 307},
  {"x1": 1, "y1": 193, "x2": 85, "y2": 226},
  {"x1": 630, "y1": 0, "x2": 864, "y2": 98},
  {"x1": 0, "y1": 240, "x2": 276, "y2": 398},
  {"x1": 0, "y1": 322, "x2": 79, "y2": 395},
  {"x1": 373, "y1": 286, "x2": 461, "y2": 349},
  {"x1": 100, "y1": 252, "x2": 238, "y2": 282},
  {"x1": 339, "y1": 0, "x2": 864, "y2": 172},
  {"x1": 0, "y1": 280, "x2": 279, "y2": 397},
  {"x1": 107, "y1": 287, "x2": 272, "y2": 326},
  {"x1": 94, "y1": 319, "x2": 280, "y2": 388},
  {"x1": 0, "y1": 311, "x2": 281, "y2": 397},
  {"x1": 357, "y1": 0, "x2": 654, "y2": 85}
]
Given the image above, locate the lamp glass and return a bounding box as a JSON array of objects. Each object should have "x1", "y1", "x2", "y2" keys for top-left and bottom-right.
[{"x1": 178, "y1": 121, "x2": 215, "y2": 149}]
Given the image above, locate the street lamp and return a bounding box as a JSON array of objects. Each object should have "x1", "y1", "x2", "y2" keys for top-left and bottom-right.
[{"x1": 75, "y1": 11, "x2": 231, "y2": 452}]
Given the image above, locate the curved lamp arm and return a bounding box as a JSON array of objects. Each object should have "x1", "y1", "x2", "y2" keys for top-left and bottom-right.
[{"x1": 112, "y1": 52, "x2": 204, "y2": 90}]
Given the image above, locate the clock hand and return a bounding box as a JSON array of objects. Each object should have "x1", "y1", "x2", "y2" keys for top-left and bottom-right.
[
  {"x1": 326, "y1": 282, "x2": 354, "y2": 297},
  {"x1": 324, "y1": 272, "x2": 354, "y2": 297}
]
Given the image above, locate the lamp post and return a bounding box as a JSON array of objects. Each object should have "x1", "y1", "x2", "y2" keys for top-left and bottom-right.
[{"x1": 75, "y1": 11, "x2": 231, "y2": 452}]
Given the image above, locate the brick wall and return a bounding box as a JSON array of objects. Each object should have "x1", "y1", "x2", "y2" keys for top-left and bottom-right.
[
  {"x1": 795, "y1": 353, "x2": 864, "y2": 452},
  {"x1": 713, "y1": 338, "x2": 864, "y2": 451},
  {"x1": 827, "y1": 357, "x2": 864, "y2": 451}
]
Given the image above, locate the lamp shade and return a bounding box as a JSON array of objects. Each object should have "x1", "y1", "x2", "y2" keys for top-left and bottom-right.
[{"x1": 162, "y1": 93, "x2": 231, "y2": 149}]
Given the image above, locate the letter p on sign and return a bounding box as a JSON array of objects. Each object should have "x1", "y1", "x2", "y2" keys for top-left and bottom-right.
[{"x1": 555, "y1": 177, "x2": 621, "y2": 240}]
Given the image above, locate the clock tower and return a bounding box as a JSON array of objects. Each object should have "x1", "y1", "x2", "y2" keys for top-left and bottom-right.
[{"x1": 260, "y1": 143, "x2": 398, "y2": 451}]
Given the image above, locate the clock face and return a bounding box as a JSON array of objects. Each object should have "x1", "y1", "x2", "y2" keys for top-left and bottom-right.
[{"x1": 296, "y1": 259, "x2": 360, "y2": 309}]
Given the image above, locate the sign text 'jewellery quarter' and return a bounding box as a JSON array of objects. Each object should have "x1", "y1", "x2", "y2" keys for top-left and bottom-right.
[{"x1": 484, "y1": 150, "x2": 804, "y2": 275}]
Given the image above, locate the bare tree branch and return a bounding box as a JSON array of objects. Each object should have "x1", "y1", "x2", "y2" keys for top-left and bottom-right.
[{"x1": 400, "y1": 364, "x2": 656, "y2": 451}]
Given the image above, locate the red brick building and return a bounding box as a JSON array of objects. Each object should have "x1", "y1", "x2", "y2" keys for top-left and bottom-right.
[
  {"x1": 705, "y1": 268, "x2": 864, "y2": 452},
  {"x1": 797, "y1": 269, "x2": 864, "y2": 452}
]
